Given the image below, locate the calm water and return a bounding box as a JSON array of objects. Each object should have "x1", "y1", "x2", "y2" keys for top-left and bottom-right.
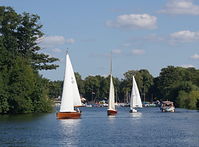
[{"x1": 0, "y1": 107, "x2": 198, "y2": 147}]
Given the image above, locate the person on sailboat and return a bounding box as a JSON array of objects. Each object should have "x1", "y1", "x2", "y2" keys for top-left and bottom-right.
[{"x1": 75, "y1": 108, "x2": 81, "y2": 113}]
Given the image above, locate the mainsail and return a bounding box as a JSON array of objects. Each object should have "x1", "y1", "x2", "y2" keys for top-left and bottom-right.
[
  {"x1": 60, "y1": 53, "x2": 81, "y2": 112},
  {"x1": 108, "y1": 74, "x2": 115, "y2": 110},
  {"x1": 130, "y1": 76, "x2": 142, "y2": 109}
]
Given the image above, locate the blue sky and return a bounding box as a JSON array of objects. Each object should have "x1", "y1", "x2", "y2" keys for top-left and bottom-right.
[{"x1": 1, "y1": 0, "x2": 199, "y2": 80}]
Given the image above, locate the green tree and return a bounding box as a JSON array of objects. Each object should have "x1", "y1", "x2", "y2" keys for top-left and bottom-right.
[
  {"x1": 0, "y1": 6, "x2": 59, "y2": 70},
  {"x1": 0, "y1": 73, "x2": 9, "y2": 113},
  {"x1": 48, "y1": 80, "x2": 63, "y2": 99},
  {"x1": 84, "y1": 75, "x2": 109, "y2": 102},
  {"x1": 7, "y1": 57, "x2": 35, "y2": 113},
  {"x1": 84, "y1": 76, "x2": 100, "y2": 102},
  {"x1": 31, "y1": 75, "x2": 53, "y2": 113},
  {"x1": 153, "y1": 66, "x2": 199, "y2": 103},
  {"x1": 155, "y1": 66, "x2": 182, "y2": 99},
  {"x1": 0, "y1": 6, "x2": 57, "y2": 114},
  {"x1": 177, "y1": 90, "x2": 199, "y2": 109}
]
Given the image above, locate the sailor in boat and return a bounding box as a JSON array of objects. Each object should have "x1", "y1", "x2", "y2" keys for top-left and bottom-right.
[{"x1": 75, "y1": 108, "x2": 81, "y2": 113}]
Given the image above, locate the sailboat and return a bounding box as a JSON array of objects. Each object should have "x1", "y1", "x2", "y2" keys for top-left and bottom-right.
[
  {"x1": 56, "y1": 52, "x2": 82, "y2": 119},
  {"x1": 107, "y1": 55, "x2": 117, "y2": 115},
  {"x1": 129, "y1": 76, "x2": 142, "y2": 113}
]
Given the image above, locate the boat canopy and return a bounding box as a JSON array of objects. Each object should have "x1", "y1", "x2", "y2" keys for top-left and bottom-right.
[{"x1": 161, "y1": 101, "x2": 174, "y2": 106}]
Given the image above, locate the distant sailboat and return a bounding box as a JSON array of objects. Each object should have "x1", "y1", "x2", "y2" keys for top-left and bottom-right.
[
  {"x1": 56, "y1": 52, "x2": 81, "y2": 119},
  {"x1": 129, "y1": 76, "x2": 142, "y2": 113},
  {"x1": 107, "y1": 54, "x2": 117, "y2": 115}
]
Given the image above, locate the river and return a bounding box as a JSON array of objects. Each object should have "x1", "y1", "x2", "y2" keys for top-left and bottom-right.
[{"x1": 0, "y1": 107, "x2": 198, "y2": 147}]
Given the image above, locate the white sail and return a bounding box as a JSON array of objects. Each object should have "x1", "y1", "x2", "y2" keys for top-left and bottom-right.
[
  {"x1": 71, "y1": 70, "x2": 82, "y2": 106},
  {"x1": 130, "y1": 76, "x2": 142, "y2": 109},
  {"x1": 108, "y1": 74, "x2": 115, "y2": 110},
  {"x1": 60, "y1": 53, "x2": 81, "y2": 112}
]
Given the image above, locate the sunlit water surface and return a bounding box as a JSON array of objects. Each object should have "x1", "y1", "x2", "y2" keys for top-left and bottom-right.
[{"x1": 0, "y1": 107, "x2": 198, "y2": 147}]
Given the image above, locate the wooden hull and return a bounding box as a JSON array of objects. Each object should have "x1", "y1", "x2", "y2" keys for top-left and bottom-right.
[
  {"x1": 56, "y1": 112, "x2": 81, "y2": 119},
  {"x1": 107, "y1": 109, "x2": 117, "y2": 115},
  {"x1": 74, "y1": 105, "x2": 85, "y2": 107}
]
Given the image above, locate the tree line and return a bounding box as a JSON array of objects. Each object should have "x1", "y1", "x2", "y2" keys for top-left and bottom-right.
[
  {"x1": 49, "y1": 67, "x2": 199, "y2": 110},
  {"x1": 0, "y1": 6, "x2": 59, "y2": 114}
]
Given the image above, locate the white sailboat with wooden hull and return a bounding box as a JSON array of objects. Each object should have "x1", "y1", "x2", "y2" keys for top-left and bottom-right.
[
  {"x1": 107, "y1": 74, "x2": 117, "y2": 115},
  {"x1": 107, "y1": 54, "x2": 117, "y2": 115},
  {"x1": 129, "y1": 76, "x2": 142, "y2": 113},
  {"x1": 56, "y1": 52, "x2": 81, "y2": 119}
]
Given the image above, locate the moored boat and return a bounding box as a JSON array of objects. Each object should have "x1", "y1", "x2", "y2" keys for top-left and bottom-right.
[{"x1": 160, "y1": 101, "x2": 175, "y2": 112}]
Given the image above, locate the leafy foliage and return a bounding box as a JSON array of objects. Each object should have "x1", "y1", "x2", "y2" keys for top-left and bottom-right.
[
  {"x1": 177, "y1": 91, "x2": 199, "y2": 110},
  {"x1": 0, "y1": 6, "x2": 59, "y2": 70},
  {"x1": 0, "y1": 6, "x2": 57, "y2": 114}
]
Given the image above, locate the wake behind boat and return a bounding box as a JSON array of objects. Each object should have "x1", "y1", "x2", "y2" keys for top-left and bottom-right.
[
  {"x1": 129, "y1": 76, "x2": 142, "y2": 113},
  {"x1": 56, "y1": 52, "x2": 82, "y2": 119}
]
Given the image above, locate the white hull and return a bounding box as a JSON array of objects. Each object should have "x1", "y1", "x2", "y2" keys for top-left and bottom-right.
[
  {"x1": 129, "y1": 108, "x2": 137, "y2": 113},
  {"x1": 160, "y1": 101, "x2": 175, "y2": 112},
  {"x1": 161, "y1": 107, "x2": 175, "y2": 112}
]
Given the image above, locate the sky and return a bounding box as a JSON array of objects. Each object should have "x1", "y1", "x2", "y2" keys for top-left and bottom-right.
[{"x1": 1, "y1": 0, "x2": 199, "y2": 80}]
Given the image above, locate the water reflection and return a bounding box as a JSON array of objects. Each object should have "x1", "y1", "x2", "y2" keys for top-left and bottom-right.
[
  {"x1": 60, "y1": 119, "x2": 81, "y2": 126},
  {"x1": 130, "y1": 112, "x2": 142, "y2": 119},
  {"x1": 108, "y1": 115, "x2": 116, "y2": 124},
  {"x1": 0, "y1": 113, "x2": 47, "y2": 122},
  {"x1": 108, "y1": 115, "x2": 116, "y2": 118},
  {"x1": 59, "y1": 119, "x2": 81, "y2": 146}
]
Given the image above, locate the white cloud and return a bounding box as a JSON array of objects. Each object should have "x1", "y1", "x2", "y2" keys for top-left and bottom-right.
[
  {"x1": 52, "y1": 48, "x2": 62, "y2": 53},
  {"x1": 66, "y1": 38, "x2": 75, "y2": 44},
  {"x1": 181, "y1": 64, "x2": 195, "y2": 68},
  {"x1": 106, "y1": 14, "x2": 157, "y2": 29},
  {"x1": 170, "y1": 30, "x2": 199, "y2": 42},
  {"x1": 159, "y1": 0, "x2": 199, "y2": 15},
  {"x1": 191, "y1": 53, "x2": 199, "y2": 59},
  {"x1": 131, "y1": 49, "x2": 145, "y2": 55},
  {"x1": 112, "y1": 49, "x2": 122, "y2": 54},
  {"x1": 39, "y1": 36, "x2": 75, "y2": 47},
  {"x1": 40, "y1": 36, "x2": 65, "y2": 47}
]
